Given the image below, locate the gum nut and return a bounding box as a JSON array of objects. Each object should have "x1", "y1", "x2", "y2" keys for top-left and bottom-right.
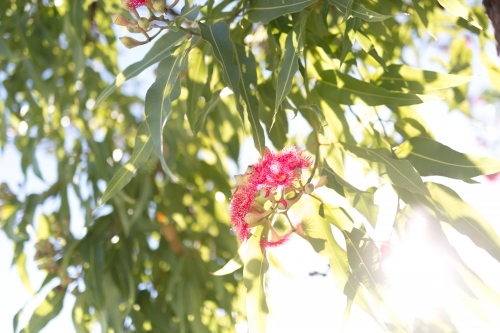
[
  {"x1": 304, "y1": 183, "x2": 315, "y2": 194},
  {"x1": 246, "y1": 165, "x2": 254, "y2": 174},
  {"x1": 153, "y1": 0, "x2": 166, "y2": 12},
  {"x1": 138, "y1": 17, "x2": 150, "y2": 30},
  {"x1": 119, "y1": 36, "x2": 143, "y2": 48}
]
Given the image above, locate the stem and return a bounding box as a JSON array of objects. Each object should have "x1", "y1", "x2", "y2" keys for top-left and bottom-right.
[{"x1": 166, "y1": 0, "x2": 180, "y2": 10}]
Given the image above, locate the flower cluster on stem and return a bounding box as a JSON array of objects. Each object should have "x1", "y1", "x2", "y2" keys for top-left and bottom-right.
[{"x1": 229, "y1": 146, "x2": 326, "y2": 249}]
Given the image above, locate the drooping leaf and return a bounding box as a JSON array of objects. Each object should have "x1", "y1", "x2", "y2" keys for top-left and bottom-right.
[
  {"x1": 234, "y1": 44, "x2": 266, "y2": 152},
  {"x1": 329, "y1": 0, "x2": 392, "y2": 22},
  {"x1": 315, "y1": 70, "x2": 439, "y2": 107},
  {"x1": 427, "y1": 182, "x2": 500, "y2": 263},
  {"x1": 437, "y1": 0, "x2": 482, "y2": 29},
  {"x1": 20, "y1": 286, "x2": 66, "y2": 333},
  {"x1": 274, "y1": 11, "x2": 308, "y2": 126},
  {"x1": 72, "y1": 293, "x2": 92, "y2": 333},
  {"x1": 246, "y1": 0, "x2": 317, "y2": 24},
  {"x1": 82, "y1": 244, "x2": 105, "y2": 310},
  {"x1": 92, "y1": 31, "x2": 188, "y2": 110},
  {"x1": 243, "y1": 225, "x2": 269, "y2": 333},
  {"x1": 212, "y1": 240, "x2": 248, "y2": 276},
  {"x1": 396, "y1": 137, "x2": 500, "y2": 179},
  {"x1": 186, "y1": 44, "x2": 208, "y2": 131},
  {"x1": 373, "y1": 64, "x2": 473, "y2": 93},
  {"x1": 145, "y1": 49, "x2": 188, "y2": 179},
  {"x1": 299, "y1": 104, "x2": 329, "y2": 135},
  {"x1": 341, "y1": 142, "x2": 430, "y2": 196},
  {"x1": 98, "y1": 122, "x2": 153, "y2": 206}
]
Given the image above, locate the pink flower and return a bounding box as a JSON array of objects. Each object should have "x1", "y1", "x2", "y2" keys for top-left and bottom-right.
[
  {"x1": 250, "y1": 146, "x2": 313, "y2": 189},
  {"x1": 229, "y1": 185, "x2": 254, "y2": 241},
  {"x1": 123, "y1": 0, "x2": 150, "y2": 9},
  {"x1": 229, "y1": 146, "x2": 313, "y2": 243},
  {"x1": 260, "y1": 235, "x2": 290, "y2": 249}
]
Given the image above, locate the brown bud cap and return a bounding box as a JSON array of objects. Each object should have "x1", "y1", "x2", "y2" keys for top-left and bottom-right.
[
  {"x1": 315, "y1": 175, "x2": 328, "y2": 188},
  {"x1": 153, "y1": 0, "x2": 166, "y2": 13},
  {"x1": 119, "y1": 36, "x2": 145, "y2": 48},
  {"x1": 138, "y1": 17, "x2": 150, "y2": 30}
]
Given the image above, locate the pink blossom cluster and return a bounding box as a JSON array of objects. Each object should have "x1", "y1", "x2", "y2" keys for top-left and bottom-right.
[
  {"x1": 229, "y1": 147, "x2": 313, "y2": 245},
  {"x1": 123, "y1": 0, "x2": 150, "y2": 9}
]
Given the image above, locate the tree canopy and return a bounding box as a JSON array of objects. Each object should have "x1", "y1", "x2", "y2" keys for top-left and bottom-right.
[{"x1": 1, "y1": 0, "x2": 500, "y2": 332}]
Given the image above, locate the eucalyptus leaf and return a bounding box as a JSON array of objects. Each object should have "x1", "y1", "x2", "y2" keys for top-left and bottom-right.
[{"x1": 395, "y1": 137, "x2": 500, "y2": 179}]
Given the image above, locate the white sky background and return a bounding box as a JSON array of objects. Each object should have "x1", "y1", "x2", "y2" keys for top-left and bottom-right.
[{"x1": 2, "y1": 6, "x2": 500, "y2": 333}]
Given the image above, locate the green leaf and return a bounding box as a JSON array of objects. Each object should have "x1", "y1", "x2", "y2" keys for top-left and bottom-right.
[
  {"x1": 20, "y1": 286, "x2": 66, "y2": 333},
  {"x1": 329, "y1": 0, "x2": 391, "y2": 22},
  {"x1": 200, "y1": 22, "x2": 243, "y2": 118},
  {"x1": 234, "y1": 44, "x2": 266, "y2": 152},
  {"x1": 243, "y1": 225, "x2": 269, "y2": 333},
  {"x1": 355, "y1": 32, "x2": 388, "y2": 71},
  {"x1": 16, "y1": 252, "x2": 35, "y2": 295},
  {"x1": 373, "y1": 64, "x2": 473, "y2": 93},
  {"x1": 145, "y1": 49, "x2": 188, "y2": 180},
  {"x1": 194, "y1": 90, "x2": 221, "y2": 134},
  {"x1": 302, "y1": 208, "x2": 389, "y2": 331},
  {"x1": 298, "y1": 104, "x2": 329, "y2": 135},
  {"x1": 212, "y1": 240, "x2": 248, "y2": 276},
  {"x1": 92, "y1": 31, "x2": 187, "y2": 110},
  {"x1": 315, "y1": 70, "x2": 439, "y2": 107},
  {"x1": 99, "y1": 122, "x2": 153, "y2": 206},
  {"x1": 427, "y1": 182, "x2": 500, "y2": 263},
  {"x1": 173, "y1": 4, "x2": 201, "y2": 27},
  {"x1": 274, "y1": 11, "x2": 308, "y2": 126},
  {"x1": 246, "y1": 0, "x2": 317, "y2": 24},
  {"x1": 72, "y1": 293, "x2": 91, "y2": 333},
  {"x1": 437, "y1": 0, "x2": 482, "y2": 30},
  {"x1": 341, "y1": 142, "x2": 430, "y2": 196},
  {"x1": 186, "y1": 44, "x2": 208, "y2": 131},
  {"x1": 0, "y1": 98, "x2": 6, "y2": 149},
  {"x1": 82, "y1": 244, "x2": 105, "y2": 310},
  {"x1": 395, "y1": 137, "x2": 500, "y2": 179}
]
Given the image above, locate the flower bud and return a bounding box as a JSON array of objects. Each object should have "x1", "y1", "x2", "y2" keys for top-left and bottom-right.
[
  {"x1": 278, "y1": 199, "x2": 287, "y2": 210},
  {"x1": 304, "y1": 183, "x2": 315, "y2": 194},
  {"x1": 119, "y1": 36, "x2": 144, "y2": 48},
  {"x1": 127, "y1": 25, "x2": 143, "y2": 33},
  {"x1": 259, "y1": 188, "x2": 270, "y2": 198},
  {"x1": 112, "y1": 14, "x2": 134, "y2": 26},
  {"x1": 153, "y1": 0, "x2": 166, "y2": 13},
  {"x1": 138, "y1": 17, "x2": 150, "y2": 30}
]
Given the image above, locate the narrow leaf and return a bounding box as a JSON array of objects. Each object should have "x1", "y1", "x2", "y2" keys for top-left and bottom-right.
[
  {"x1": 341, "y1": 142, "x2": 429, "y2": 196},
  {"x1": 315, "y1": 70, "x2": 439, "y2": 107},
  {"x1": 395, "y1": 137, "x2": 500, "y2": 179},
  {"x1": 427, "y1": 182, "x2": 500, "y2": 263},
  {"x1": 274, "y1": 12, "x2": 308, "y2": 125},
  {"x1": 329, "y1": 0, "x2": 391, "y2": 22},
  {"x1": 99, "y1": 122, "x2": 153, "y2": 206},
  {"x1": 246, "y1": 0, "x2": 317, "y2": 24},
  {"x1": 212, "y1": 240, "x2": 248, "y2": 276},
  {"x1": 92, "y1": 31, "x2": 187, "y2": 110},
  {"x1": 145, "y1": 49, "x2": 188, "y2": 179},
  {"x1": 243, "y1": 226, "x2": 269, "y2": 333},
  {"x1": 20, "y1": 286, "x2": 66, "y2": 333},
  {"x1": 437, "y1": 0, "x2": 482, "y2": 29},
  {"x1": 373, "y1": 64, "x2": 473, "y2": 93}
]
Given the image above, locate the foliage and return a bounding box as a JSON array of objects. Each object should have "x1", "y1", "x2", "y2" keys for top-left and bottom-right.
[{"x1": 1, "y1": 0, "x2": 500, "y2": 332}]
